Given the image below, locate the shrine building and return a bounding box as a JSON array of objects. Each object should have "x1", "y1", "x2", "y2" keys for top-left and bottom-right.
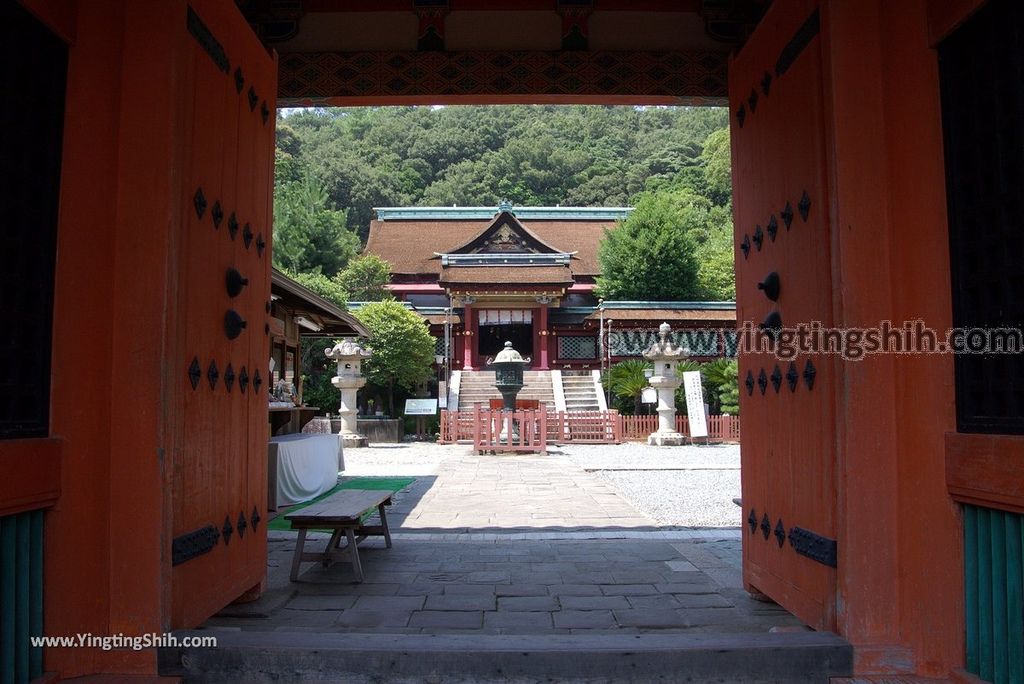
[{"x1": 363, "y1": 203, "x2": 738, "y2": 371}]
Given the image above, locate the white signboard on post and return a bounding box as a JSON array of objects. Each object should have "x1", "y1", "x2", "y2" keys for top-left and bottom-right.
[
  {"x1": 682, "y1": 371, "x2": 708, "y2": 439},
  {"x1": 404, "y1": 398, "x2": 438, "y2": 416},
  {"x1": 438, "y1": 382, "x2": 447, "y2": 409},
  {"x1": 641, "y1": 387, "x2": 658, "y2": 404}
]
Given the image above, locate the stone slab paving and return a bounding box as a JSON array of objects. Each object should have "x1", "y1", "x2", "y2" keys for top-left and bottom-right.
[
  {"x1": 206, "y1": 536, "x2": 804, "y2": 636},
  {"x1": 208, "y1": 443, "x2": 803, "y2": 637},
  {"x1": 342, "y1": 444, "x2": 656, "y2": 532}
]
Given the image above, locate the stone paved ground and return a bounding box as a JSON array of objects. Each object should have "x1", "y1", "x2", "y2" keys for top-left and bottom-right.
[
  {"x1": 207, "y1": 535, "x2": 802, "y2": 635},
  {"x1": 204, "y1": 443, "x2": 802, "y2": 636}
]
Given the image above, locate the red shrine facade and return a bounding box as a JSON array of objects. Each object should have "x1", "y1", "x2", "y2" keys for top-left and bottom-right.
[{"x1": 363, "y1": 204, "x2": 738, "y2": 370}]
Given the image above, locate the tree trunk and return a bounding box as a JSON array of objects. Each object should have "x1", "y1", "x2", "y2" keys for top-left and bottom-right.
[{"x1": 388, "y1": 378, "x2": 395, "y2": 417}]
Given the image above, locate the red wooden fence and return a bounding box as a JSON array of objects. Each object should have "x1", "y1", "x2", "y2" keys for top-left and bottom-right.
[
  {"x1": 618, "y1": 414, "x2": 741, "y2": 442},
  {"x1": 440, "y1": 409, "x2": 740, "y2": 444},
  {"x1": 470, "y1": 405, "x2": 547, "y2": 454}
]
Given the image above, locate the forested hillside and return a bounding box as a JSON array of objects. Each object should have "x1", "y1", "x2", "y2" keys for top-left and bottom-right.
[{"x1": 274, "y1": 105, "x2": 734, "y2": 300}]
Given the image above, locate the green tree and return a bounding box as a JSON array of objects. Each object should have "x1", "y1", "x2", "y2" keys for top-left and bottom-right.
[
  {"x1": 282, "y1": 269, "x2": 348, "y2": 309},
  {"x1": 700, "y1": 128, "x2": 732, "y2": 206},
  {"x1": 596, "y1": 193, "x2": 703, "y2": 301},
  {"x1": 353, "y1": 300, "x2": 435, "y2": 416},
  {"x1": 273, "y1": 172, "x2": 360, "y2": 277},
  {"x1": 603, "y1": 360, "x2": 652, "y2": 415},
  {"x1": 700, "y1": 358, "x2": 739, "y2": 415},
  {"x1": 337, "y1": 255, "x2": 392, "y2": 302}
]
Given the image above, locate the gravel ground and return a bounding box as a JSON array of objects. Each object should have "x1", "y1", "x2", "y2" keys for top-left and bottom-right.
[
  {"x1": 556, "y1": 443, "x2": 741, "y2": 528},
  {"x1": 554, "y1": 442, "x2": 740, "y2": 470},
  {"x1": 341, "y1": 440, "x2": 741, "y2": 528}
]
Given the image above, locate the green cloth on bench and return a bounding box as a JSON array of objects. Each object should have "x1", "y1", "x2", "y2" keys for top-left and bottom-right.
[{"x1": 268, "y1": 476, "x2": 416, "y2": 532}]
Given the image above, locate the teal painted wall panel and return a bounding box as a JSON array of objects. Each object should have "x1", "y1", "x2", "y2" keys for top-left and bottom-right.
[
  {"x1": 0, "y1": 510, "x2": 44, "y2": 684},
  {"x1": 965, "y1": 504, "x2": 1024, "y2": 684}
]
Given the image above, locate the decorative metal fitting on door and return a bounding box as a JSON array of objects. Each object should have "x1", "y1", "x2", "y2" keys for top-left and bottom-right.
[
  {"x1": 803, "y1": 359, "x2": 816, "y2": 390},
  {"x1": 188, "y1": 357, "x2": 201, "y2": 390},
  {"x1": 761, "y1": 71, "x2": 772, "y2": 95},
  {"x1": 253, "y1": 369, "x2": 263, "y2": 393},
  {"x1": 760, "y1": 311, "x2": 783, "y2": 342},
  {"x1": 745, "y1": 370, "x2": 755, "y2": 396},
  {"x1": 228, "y1": 212, "x2": 239, "y2": 240},
  {"x1": 171, "y1": 525, "x2": 220, "y2": 566},
  {"x1": 239, "y1": 366, "x2": 249, "y2": 394},
  {"x1": 740, "y1": 234, "x2": 751, "y2": 259},
  {"x1": 748, "y1": 508, "x2": 757, "y2": 533},
  {"x1": 757, "y1": 272, "x2": 780, "y2": 301},
  {"x1": 798, "y1": 190, "x2": 811, "y2": 222},
  {"x1": 752, "y1": 224, "x2": 764, "y2": 250},
  {"x1": 786, "y1": 362, "x2": 798, "y2": 392},
  {"x1": 736, "y1": 104, "x2": 746, "y2": 127},
  {"x1": 237, "y1": 511, "x2": 248, "y2": 538},
  {"x1": 251, "y1": 506, "x2": 261, "y2": 530},
  {"x1": 774, "y1": 519, "x2": 786, "y2": 547},
  {"x1": 243, "y1": 223, "x2": 254, "y2": 249},
  {"x1": 234, "y1": 67, "x2": 244, "y2": 93},
  {"x1": 224, "y1": 310, "x2": 247, "y2": 340},
  {"x1": 224, "y1": 363, "x2": 236, "y2": 392},
  {"x1": 222, "y1": 515, "x2": 234, "y2": 544},
  {"x1": 226, "y1": 268, "x2": 249, "y2": 298},
  {"x1": 748, "y1": 88, "x2": 758, "y2": 113},
  {"x1": 207, "y1": 359, "x2": 219, "y2": 390},
  {"x1": 766, "y1": 215, "x2": 778, "y2": 241},
  {"x1": 261, "y1": 101, "x2": 270, "y2": 125},
  {"x1": 193, "y1": 187, "x2": 207, "y2": 219},
  {"x1": 781, "y1": 201, "x2": 794, "y2": 229},
  {"x1": 760, "y1": 513, "x2": 771, "y2": 540},
  {"x1": 787, "y1": 526, "x2": 837, "y2": 567},
  {"x1": 256, "y1": 234, "x2": 266, "y2": 257},
  {"x1": 770, "y1": 365, "x2": 782, "y2": 393},
  {"x1": 248, "y1": 86, "x2": 258, "y2": 111},
  {"x1": 212, "y1": 200, "x2": 224, "y2": 229},
  {"x1": 757, "y1": 368, "x2": 768, "y2": 395}
]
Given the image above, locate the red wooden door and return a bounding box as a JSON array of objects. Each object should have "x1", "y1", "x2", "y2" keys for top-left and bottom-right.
[
  {"x1": 731, "y1": 1, "x2": 837, "y2": 630},
  {"x1": 170, "y1": 1, "x2": 275, "y2": 628}
]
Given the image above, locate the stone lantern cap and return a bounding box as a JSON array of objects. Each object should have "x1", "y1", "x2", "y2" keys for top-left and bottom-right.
[
  {"x1": 325, "y1": 338, "x2": 372, "y2": 360},
  {"x1": 642, "y1": 322, "x2": 690, "y2": 360},
  {"x1": 492, "y1": 341, "x2": 528, "y2": 365}
]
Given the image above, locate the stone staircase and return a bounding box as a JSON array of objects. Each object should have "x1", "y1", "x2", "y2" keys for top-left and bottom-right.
[
  {"x1": 560, "y1": 371, "x2": 603, "y2": 412},
  {"x1": 456, "y1": 370, "x2": 556, "y2": 411}
]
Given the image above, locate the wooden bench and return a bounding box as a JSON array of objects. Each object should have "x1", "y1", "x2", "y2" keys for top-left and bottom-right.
[{"x1": 284, "y1": 489, "x2": 393, "y2": 582}]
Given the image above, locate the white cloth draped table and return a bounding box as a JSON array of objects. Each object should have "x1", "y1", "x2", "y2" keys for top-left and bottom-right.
[{"x1": 267, "y1": 433, "x2": 344, "y2": 510}]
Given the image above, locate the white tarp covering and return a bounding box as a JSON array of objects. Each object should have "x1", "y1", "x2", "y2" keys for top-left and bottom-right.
[
  {"x1": 268, "y1": 433, "x2": 342, "y2": 508},
  {"x1": 479, "y1": 309, "x2": 533, "y2": 324}
]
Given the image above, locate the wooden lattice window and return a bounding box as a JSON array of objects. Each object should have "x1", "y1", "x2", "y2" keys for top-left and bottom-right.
[
  {"x1": 558, "y1": 336, "x2": 597, "y2": 359},
  {"x1": 940, "y1": 0, "x2": 1024, "y2": 434},
  {"x1": 0, "y1": 2, "x2": 68, "y2": 439}
]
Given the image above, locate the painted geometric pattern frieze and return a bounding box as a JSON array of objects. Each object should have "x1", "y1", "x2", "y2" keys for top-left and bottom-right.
[
  {"x1": 558, "y1": 335, "x2": 598, "y2": 359},
  {"x1": 278, "y1": 50, "x2": 728, "y2": 104},
  {"x1": 608, "y1": 329, "x2": 728, "y2": 357}
]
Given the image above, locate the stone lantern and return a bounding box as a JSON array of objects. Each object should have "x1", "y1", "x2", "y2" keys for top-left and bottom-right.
[
  {"x1": 642, "y1": 322, "x2": 689, "y2": 446},
  {"x1": 488, "y1": 341, "x2": 530, "y2": 442},
  {"x1": 326, "y1": 338, "x2": 372, "y2": 448}
]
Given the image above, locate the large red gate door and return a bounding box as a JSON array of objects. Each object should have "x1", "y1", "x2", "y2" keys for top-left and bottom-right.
[
  {"x1": 731, "y1": 0, "x2": 837, "y2": 631},
  {"x1": 170, "y1": 1, "x2": 276, "y2": 628}
]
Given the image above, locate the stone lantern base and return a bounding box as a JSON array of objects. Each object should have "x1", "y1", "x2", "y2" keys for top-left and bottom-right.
[
  {"x1": 340, "y1": 433, "x2": 368, "y2": 449},
  {"x1": 648, "y1": 431, "x2": 687, "y2": 446}
]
